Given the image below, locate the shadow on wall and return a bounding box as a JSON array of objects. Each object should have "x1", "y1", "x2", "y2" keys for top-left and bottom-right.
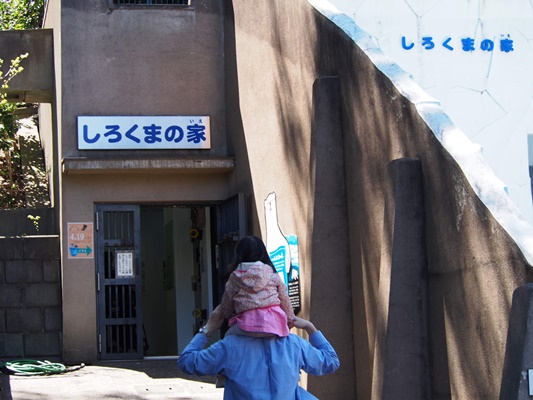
[
  {"x1": 226, "y1": 0, "x2": 533, "y2": 399},
  {"x1": 223, "y1": 1, "x2": 258, "y2": 234}
]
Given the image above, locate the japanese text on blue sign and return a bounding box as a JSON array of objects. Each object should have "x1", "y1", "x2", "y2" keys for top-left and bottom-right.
[
  {"x1": 77, "y1": 116, "x2": 211, "y2": 150},
  {"x1": 401, "y1": 35, "x2": 514, "y2": 53}
]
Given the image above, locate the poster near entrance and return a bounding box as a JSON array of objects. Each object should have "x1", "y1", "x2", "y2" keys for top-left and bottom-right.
[
  {"x1": 67, "y1": 222, "x2": 94, "y2": 259},
  {"x1": 264, "y1": 192, "x2": 301, "y2": 315},
  {"x1": 286, "y1": 234, "x2": 301, "y2": 314},
  {"x1": 116, "y1": 250, "x2": 135, "y2": 278}
]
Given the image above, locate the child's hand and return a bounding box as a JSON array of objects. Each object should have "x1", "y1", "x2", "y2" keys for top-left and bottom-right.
[
  {"x1": 291, "y1": 316, "x2": 317, "y2": 335},
  {"x1": 288, "y1": 317, "x2": 295, "y2": 329}
]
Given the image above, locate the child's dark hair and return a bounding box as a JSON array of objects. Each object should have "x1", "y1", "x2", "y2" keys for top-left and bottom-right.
[{"x1": 232, "y1": 236, "x2": 276, "y2": 273}]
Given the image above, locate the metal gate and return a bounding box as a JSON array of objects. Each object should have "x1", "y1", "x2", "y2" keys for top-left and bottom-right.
[
  {"x1": 95, "y1": 205, "x2": 143, "y2": 360},
  {"x1": 215, "y1": 193, "x2": 246, "y2": 303}
]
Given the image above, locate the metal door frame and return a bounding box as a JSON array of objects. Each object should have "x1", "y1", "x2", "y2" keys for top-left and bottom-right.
[
  {"x1": 214, "y1": 193, "x2": 246, "y2": 304},
  {"x1": 95, "y1": 204, "x2": 143, "y2": 360}
]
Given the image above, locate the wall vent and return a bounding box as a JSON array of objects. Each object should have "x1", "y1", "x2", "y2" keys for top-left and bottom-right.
[{"x1": 112, "y1": 0, "x2": 190, "y2": 5}]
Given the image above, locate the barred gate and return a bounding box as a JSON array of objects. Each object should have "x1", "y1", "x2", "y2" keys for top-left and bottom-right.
[{"x1": 95, "y1": 205, "x2": 143, "y2": 360}]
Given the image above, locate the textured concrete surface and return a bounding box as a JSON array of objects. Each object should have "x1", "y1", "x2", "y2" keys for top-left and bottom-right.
[
  {"x1": 500, "y1": 284, "x2": 533, "y2": 399},
  {"x1": 0, "y1": 359, "x2": 223, "y2": 400}
]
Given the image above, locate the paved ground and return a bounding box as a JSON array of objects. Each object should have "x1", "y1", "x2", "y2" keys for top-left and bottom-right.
[{"x1": 0, "y1": 359, "x2": 224, "y2": 400}]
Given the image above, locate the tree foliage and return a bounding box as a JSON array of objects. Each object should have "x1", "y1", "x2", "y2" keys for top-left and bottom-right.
[
  {"x1": 0, "y1": 0, "x2": 43, "y2": 151},
  {"x1": 0, "y1": 54, "x2": 29, "y2": 208},
  {"x1": 0, "y1": 53, "x2": 28, "y2": 149},
  {"x1": 0, "y1": 0, "x2": 46, "y2": 208},
  {"x1": 0, "y1": 0, "x2": 45, "y2": 30}
]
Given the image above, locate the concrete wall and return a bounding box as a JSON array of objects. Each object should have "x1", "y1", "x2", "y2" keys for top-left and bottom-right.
[
  {"x1": 0, "y1": 29, "x2": 54, "y2": 103},
  {"x1": 41, "y1": 0, "x2": 60, "y2": 211},
  {"x1": 0, "y1": 28, "x2": 57, "y2": 211},
  {"x1": 59, "y1": 0, "x2": 227, "y2": 159},
  {"x1": 224, "y1": 3, "x2": 355, "y2": 398},
  {"x1": 225, "y1": 1, "x2": 532, "y2": 399},
  {"x1": 42, "y1": 0, "x2": 232, "y2": 363},
  {"x1": 500, "y1": 284, "x2": 533, "y2": 399},
  {"x1": 0, "y1": 235, "x2": 62, "y2": 362},
  {"x1": 0, "y1": 208, "x2": 55, "y2": 236}
]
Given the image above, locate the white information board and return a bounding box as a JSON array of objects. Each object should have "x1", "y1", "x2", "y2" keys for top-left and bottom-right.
[
  {"x1": 78, "y1": 115, "x2": 211, "y2": 150},
  {"x1": 116, "y1": 250, "x2": 134, "y2": 278}
]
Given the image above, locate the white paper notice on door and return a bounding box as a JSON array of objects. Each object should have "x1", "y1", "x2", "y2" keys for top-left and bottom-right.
[{"x1": 116, "y1": 250, "x2": 134, "y2": 278}]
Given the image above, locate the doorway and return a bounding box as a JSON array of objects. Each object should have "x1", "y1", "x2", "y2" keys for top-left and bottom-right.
[
  {"x1": 95, "y1": 204, "x2": 215, "y2": 360},
  {"x1": 95, "y1": 195, "x2": 246, "y2": 360},
  {"x1": 140, "y1": 205, "x2": 213, "y2": 357}
]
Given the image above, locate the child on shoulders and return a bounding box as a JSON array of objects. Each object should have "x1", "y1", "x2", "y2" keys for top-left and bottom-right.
[{"x1": 219, "y1": 236, "x2": 295, "y2": 337}]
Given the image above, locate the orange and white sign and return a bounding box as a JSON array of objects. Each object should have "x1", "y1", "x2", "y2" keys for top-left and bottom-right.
[{"x1": 67, "y1": 222, "x2": 94, "y2": 259}]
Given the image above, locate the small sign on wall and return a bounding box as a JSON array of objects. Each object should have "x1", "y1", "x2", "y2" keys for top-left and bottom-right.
[
  {"x1": 116, "y1": 250, "x2": 135, "y2": 278},
  {"x1": 77, "y1": 116, "x2": 211, "y2": 150},
  {"x1": 264, "y1": 192, "x2": 301, "y2": 315},
  {"x1": 286, "y1": 234, "x2": 301, "y2": 315},
  {"x1": 67, "y1": 222, "x2": 94, "y2": 259}
]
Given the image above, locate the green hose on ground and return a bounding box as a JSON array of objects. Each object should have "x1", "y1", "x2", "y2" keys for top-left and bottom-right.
[{"x1": 0, "y1": 359, "x2": 84, "y2": 376}]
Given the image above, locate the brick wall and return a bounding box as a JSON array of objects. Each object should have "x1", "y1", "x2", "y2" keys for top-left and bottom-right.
[{"x1": 0, "y1": 235, "x2": 62, "y2": 361}]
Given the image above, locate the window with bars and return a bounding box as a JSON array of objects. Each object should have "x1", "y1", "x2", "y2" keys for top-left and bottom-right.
[{"x1": 112, "y1": 0, "x2": 191, "y2": 5}]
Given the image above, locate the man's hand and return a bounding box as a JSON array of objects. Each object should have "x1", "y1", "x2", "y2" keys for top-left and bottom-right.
[{"x1": 205, "y1": 305, "x2": 224, "y2": 333}]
